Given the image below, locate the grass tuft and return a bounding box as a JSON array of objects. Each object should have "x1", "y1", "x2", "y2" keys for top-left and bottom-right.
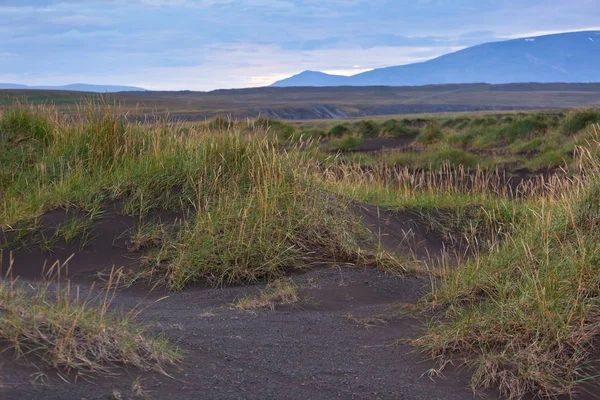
[
  {"x1": 0, "y1": 266, "x2": 179, "y2": 376},
  {"x1": 234, "y1": 278, "x2": 299, "y2": 311}
]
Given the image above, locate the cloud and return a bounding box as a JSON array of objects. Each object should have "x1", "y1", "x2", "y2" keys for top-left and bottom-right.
[
  {"x1": 501, "y1": 27, "x2": 600, "y2": 39},
  {"x1": 50, "y1": 15, "x2": 107, "y2": 25},
  {"x1": 0, "y1": 0, "x2": 598, "y2": 89}
]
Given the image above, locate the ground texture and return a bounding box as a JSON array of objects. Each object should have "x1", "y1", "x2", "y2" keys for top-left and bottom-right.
[{"x1": 2, "y1": 205, "x2": 598, "y2": 400}]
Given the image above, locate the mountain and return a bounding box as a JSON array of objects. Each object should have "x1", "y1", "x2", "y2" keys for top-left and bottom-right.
[
  {"x1": 272, "y1": 31, "x2": 600, "y2": 87},
  {"x1": 0, "y1": 83, "x2": 146, "y2": 92},
  {"x1": 0, "y1": 83, "x2": 29, "y2": 89},
  {"x1": 274, "y1": 71, "x2": 348, "y2": 86}
]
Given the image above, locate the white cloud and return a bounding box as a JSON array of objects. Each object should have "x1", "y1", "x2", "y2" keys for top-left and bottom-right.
[
  {"x1": 502, "y1": 27, "x2": 600, "y2": 39},
  {"x1": 50, "y1": 15, "x2": 107, "y2": 25},
  {"x1": 120, "y1": 43, "x2": 465, "y2": 90},
  {"x1": 1, "y1": 0, "x2": 599, "y2": 89},
  {"x1": 322, "y1": 68, "x2": 373, "y2": 76}
]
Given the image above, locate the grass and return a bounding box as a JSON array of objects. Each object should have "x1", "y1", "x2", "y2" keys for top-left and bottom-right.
[
  {"x1": 328, "y1": 124, "x2": 351, "y2": 137},
  {"x1": 359, "y1": 120, "x2": 380, "y2": 138},
  {"x1": 1, "y1": 101, "x2": 393, "y2": 291},
  {"x1": 4, "y1": 85, "x2": 600, "y2": 120},
  {"x1": 562, "y1": 109, "x2": 600, "y2": 135},
  {"x1": 0, "y1": 264, "x2": 179, "y2": 377},
  {"x1": 415, "y1": 122, "x2": 444, "y2": 145},
  {"x1": 413, "y1": 142, "x2": 600, "y2": 399},
  {"x1": 234, "y1": 278, "x2": 300, "y2": 311},
  {"x1": 4, "y1": 100, "x2": 600, "y2": 398},
  {"x1": 526, "y1": 150, "x2": 568, "y2": 171},
  {"x1": 312, "y1": 110, "x2": 592, "y2": 174},
  {"x1": 327, "y1": 135, "x2": 364, "y2": 152}
]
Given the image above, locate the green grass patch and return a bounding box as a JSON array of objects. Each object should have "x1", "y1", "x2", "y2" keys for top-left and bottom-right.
[
  {"x1": 415, "y1": 122, "x2": 444, "y2": 145},
  {"x1": 526, "y1": 151, "x2": 569, "y2": 171},
  {"x1": 424, "y1": 147, "x2": 481, "y2": 170},
  {"x1": 358, "y1": 120, "x2": 380, "y2": 138},
  {"x1": 561, "y1": 109, "x2": 600, "y2": 135},
  {"x1": 414, "y1": 157, "x2": 600, "y2": 398},
  {"x1": 327, "y1": 135, "x2": 364, "y2": 152},
  {"x1": 328, "y1": 123, "x2": 352, "y2": 137}
]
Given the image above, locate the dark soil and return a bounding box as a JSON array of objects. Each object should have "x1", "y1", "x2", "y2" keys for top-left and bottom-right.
[
  {"x1": 0, "y1": 203, "x2": 186, "y2": 281},
  {"x1": 355, "y1": 202, "x2": 447, "y2": 263},
  {"x1": 1, "y1": 268, "x2": 486, "y2": 400},
  {"x1": 1, "y1": 205, "x2": 598, "y2": 399}
]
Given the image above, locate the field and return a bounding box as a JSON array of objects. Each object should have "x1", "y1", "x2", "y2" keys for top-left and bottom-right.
[
  {"x1": 2, "y1": 100, "x2": 600, "y2": 399},
  {"x1": 3, "y1": 82, "x2": 600, "y2": 120}
]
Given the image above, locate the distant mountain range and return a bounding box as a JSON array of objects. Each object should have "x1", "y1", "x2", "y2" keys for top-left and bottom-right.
[
  {"x1": 272, "y1": 31, "x2": 600, "y2": 87},
  {"x1": 0, "y1": 83, "x2": 146, "y2": 93}
]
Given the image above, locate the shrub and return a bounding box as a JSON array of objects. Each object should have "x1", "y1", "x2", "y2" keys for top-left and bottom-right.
[
  {"x1": 328, "y1": 124, "x2": 351, "y2": 137},
  {"x1": 382, "y1": 119, "x2": 419, "y2": 137},
  {"x1": 497, "y1": 118, "x2": 548, "y2": 142},
  {"x1": 415, "y1": 122, "x2": 444, "y2": 145},
  {"x1": 561, "y1": 109, "x2": 600, "y2": 135},
  {"x1": 358, "y1": 120, "x2": 380, "y2": 138},
  {"x1": 328, "y1": 136, "x2": 364, "y2": 152}
]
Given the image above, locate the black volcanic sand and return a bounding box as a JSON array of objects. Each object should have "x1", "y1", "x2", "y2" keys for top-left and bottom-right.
[
  {"x1": 1, "y1": 204, "x2": 598, "y2": 399},
  {"x1": 355, "y1": 202, "x2": 447, "y2": 263},
  {"x1": 2, "y1": 268, "x2": 486, "y2": 400},
  {"x1": 0, "y1": 203, "x2": 187, "y2": 281}
]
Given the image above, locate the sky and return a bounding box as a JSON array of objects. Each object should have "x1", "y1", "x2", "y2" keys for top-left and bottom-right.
[{"x1": 1, "y1": 0, "x2": 599, "y2": 91}]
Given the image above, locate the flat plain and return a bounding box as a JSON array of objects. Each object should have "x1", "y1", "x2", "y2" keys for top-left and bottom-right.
[{"x1": 4, "y1": 82, "x2": 600, "y2": 120}]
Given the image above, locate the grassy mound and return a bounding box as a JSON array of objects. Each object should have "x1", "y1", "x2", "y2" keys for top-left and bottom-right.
[
  {"x1": 0, "y1": 269, "x2": 178, "y2": 376},
  {"x1": 414, "y1": 144, "x2": 600, "y2": 399},
  {"x1": 1, "y1": 102, "x2": 389, "y2": 290}
]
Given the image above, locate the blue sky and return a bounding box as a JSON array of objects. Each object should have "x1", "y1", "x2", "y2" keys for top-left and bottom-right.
[{"x1": 1, "y1": 0, "x2": 599, "y2": 90}]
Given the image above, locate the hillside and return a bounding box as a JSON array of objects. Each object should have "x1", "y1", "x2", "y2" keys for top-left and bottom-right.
[{"x1": 272, "y1": 31, "x2": 600, "y2": 87}]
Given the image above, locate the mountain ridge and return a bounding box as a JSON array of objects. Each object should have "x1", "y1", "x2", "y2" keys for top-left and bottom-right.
[
  {"x1": 272, "y1": 31, "x2": 600, "y2": 87},
  {"x1": 0, "y1": 83, "x2": 147, "y2": 93}
]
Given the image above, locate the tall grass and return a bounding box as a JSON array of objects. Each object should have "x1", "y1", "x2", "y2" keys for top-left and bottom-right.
[
  {"x1": 320, "y1": 161, "x2": 561, "y2": 207},
  {"x1": 0, "y1": 101, "x2": 383, "y2": 290},
  {"x1": 130, "y1": 135, "x2": 370, "y2": 288},
  {"x1": 414, "y1": 139, "x2": 600, "y2": 399}
]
